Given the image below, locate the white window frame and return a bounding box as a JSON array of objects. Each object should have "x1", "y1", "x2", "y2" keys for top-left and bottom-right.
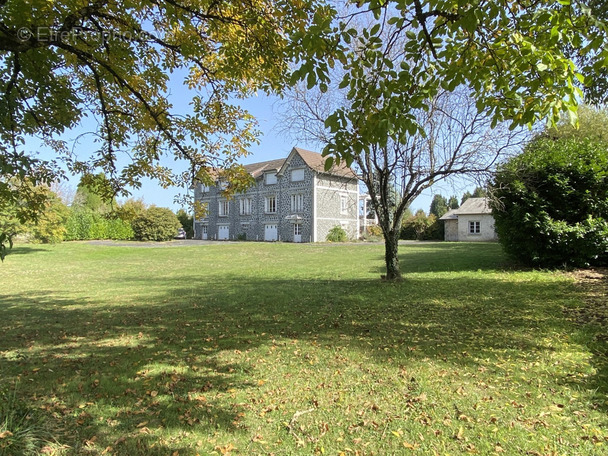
[
  {"x1": 265, "y1": 195, "x2": 277, "y2": 213},
  {"x1": 219, "y1": 200, "x2": 230, "y2": 217},
  {"x1": 291, "y1": 193, "x2": 304, "y2": 212},
  {"x1": 294, "y1": 223, "x2": 302, "y2": 236},
  {"x1": 239, "y1": 197, "x2": 252, "y2": 215},
  {"x1": 291, "y1": 168, "x2": 305, "y2": 182},
  {"x1": 469, "y1": 221, "x2": 481, "y2": 234},
  {"x1": 340, "y1": 194, "x2": 348, "y2": 214},
  {"x1": 200, "y1": 184, "x2": 210, "y2": 193},
  {"x1": 265, "y1": 172, "x2": 277, "y2": 185}
]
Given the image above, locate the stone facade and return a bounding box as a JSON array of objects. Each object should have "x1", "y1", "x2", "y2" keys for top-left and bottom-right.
[
  {"x1": 455, "y1": 213, "x2": 497, "y2": 242},
  {"x1": 193, "y1": 148, "x2": 359, "y2": 242},
  {"x1": 439, "y1": 197, "x2": 498, "y2": 242},
  {"x1": 443, "y1": 219, "x2": 459, "y2": 242}
]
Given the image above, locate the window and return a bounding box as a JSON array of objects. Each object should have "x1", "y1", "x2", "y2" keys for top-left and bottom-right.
[
  {"x1": 200, "y1": 184, "x2": 210, "y2": 193},
  {"x1": 265, "y1": 172, "x2": 277, "y2": 185},
  {"x1": 218, "y1": 180, "x2": 228, "y2": 190},
  {"x1": 294, "y1": 223, "x2": 302, "y2": 235},
  {"x1": 239, "y1": 198, "x2": 252, "y2": 215},
  {"x1": 219, "y1": 200, "x2": 230, "y2": 217},
  {"x1": 291, "y1": 193, "x2": 304, "y2": 212},
  {"x1": 340, "y1": 195, "x2": 348, "y2": 214},
  {"x1": 291, "y1": 169, "x2": 305, "y2": 182},
  {"x1": 469, "y1": 221, "x2": 481, "y2": 234},
  {"x1": 265, "y1": 195, "x2": 277, "y2": 213}
]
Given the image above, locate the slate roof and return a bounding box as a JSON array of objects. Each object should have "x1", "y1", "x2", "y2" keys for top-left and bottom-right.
[
  {"x1": 439, "y1": 197, "x2": 492, "y2": 220},
  {"x1": 244, "y1": 147, "x2": 356, "y2": 180},
  {"x1": 439, "y1": 209, "x2": 458, "y2": 221},
  {"x1": 242, "y1": 158, "x2": 286, "y2": 179},
  {"x1": 291, "y1": 147, "x2": 357, "y2": 179}
]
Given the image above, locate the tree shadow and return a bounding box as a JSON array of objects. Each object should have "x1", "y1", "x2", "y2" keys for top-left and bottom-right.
[
  {"x1": 0, "y1": 269, "x2": 602, "y2": 453},
  {"x1": 7, "y1": 246, "x2": 49, "y2": 256},
  {"x1": 371, "y1": 242, "x2": 520, "y2": 273}
]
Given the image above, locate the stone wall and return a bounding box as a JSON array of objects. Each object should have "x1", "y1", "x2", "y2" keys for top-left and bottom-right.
[
  {"x1": 194, "y1": 151, "x2": 359, "y2": 242},
  {"x1": 456, "y1": 214, "x2": 497, "y2": 241}
]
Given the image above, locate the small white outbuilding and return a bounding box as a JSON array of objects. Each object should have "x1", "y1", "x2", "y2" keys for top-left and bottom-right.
[{"x1": 439, "y1": 197, "x2": 498, "y2": 242}]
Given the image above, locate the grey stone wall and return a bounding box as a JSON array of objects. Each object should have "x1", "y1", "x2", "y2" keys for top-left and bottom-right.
[
  {"x1": 194, "y1": 152, "x2": 359, "y2": 242},
  {"x1": 443, "y1": 219, "x2": 458, "y2": 241},
  {"x1": 456, "y1": 214, "x2": 498, "y2": 241},
  {"x1": 315, "y1": 175, "x2": 359, "y2": 241}
]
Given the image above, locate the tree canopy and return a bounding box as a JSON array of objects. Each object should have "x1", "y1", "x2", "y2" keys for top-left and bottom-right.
[
  {"x1": 0, "y1": 2, "x2": 326, "y2": 197},
  {"x1": 0, "y1": 0, "x2": 329, "y2": 253},
  {"x1": 285, "y1": 0, "x2": 606, "y2": 279},
  {"x1": 429, "y1": 194, "x2": 448, "y2": 218}
]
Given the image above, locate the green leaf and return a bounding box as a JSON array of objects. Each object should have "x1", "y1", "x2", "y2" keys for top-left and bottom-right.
[
  {"x1": 307, "y1": 71, "x2": 316, "y2": 90},
  {"x1": 324, "y1": 156, "x2": 334, "y2": 171}
]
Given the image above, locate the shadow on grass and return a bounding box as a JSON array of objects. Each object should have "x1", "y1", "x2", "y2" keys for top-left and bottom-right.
[
  {"x1": 0, "y1": 270, "x2": 600, "y2": 453},
  {"x1": 369, "y1": 242, "x2": 521, "y2": 274},
  {"x1": 7, "y1": 246, "x2": 49, "y2": 256}
]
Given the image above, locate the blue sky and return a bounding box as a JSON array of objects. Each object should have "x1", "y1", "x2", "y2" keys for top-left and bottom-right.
[{"x1": 40, "y1": 72, "x2": 478, "y2": 215}]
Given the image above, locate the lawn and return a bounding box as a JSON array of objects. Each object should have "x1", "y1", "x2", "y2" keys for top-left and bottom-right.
[{"x1": 1, "y1": 241, "x2": 607, "y2": 455}]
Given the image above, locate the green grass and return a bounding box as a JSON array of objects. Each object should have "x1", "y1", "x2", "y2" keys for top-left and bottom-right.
[{"x1": 1, "y1": 241, "x2": 607, "y2": 455}]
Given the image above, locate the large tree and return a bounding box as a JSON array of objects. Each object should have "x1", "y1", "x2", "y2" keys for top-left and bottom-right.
[
  {"x1": 429, "y1": 194, "x2": 448, "y2": 218},
  {"x1": 0, "y1": 0, "x2": 328, "y2": 251},
  {"x1": 287, "y1": 0, "x2": 606, "y2": 279}
]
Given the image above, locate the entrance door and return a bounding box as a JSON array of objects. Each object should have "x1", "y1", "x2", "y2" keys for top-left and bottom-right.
[
  {"x1": 218, "y1": 225, "x2": 229, "y2": 240},
  {"x1": 293, "y1": 223, "x2": 302, "y2": 243},
  {"x1": 202, "y1": 225, "x2": 208, "y2": 240},
  {"x1": 265, "y1": 224, "x2": 278, "y2": 241}
]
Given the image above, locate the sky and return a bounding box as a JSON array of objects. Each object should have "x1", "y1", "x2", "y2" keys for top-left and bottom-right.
[{"x1": 40, "y1": 71, "x2": 481, "y2": 216}]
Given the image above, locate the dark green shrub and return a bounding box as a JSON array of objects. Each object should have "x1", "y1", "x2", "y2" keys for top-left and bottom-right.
[
  {"x1": 132, "y1": 207, "x2": 181, "y2": 241},
  {"x1": 326, "y1": 225, "x2": 347, "y2": 242},
  {"x1": 491, "y1": 137, "x2": 608, "y2": 267},
  {"x1": 176, "y1": 209, "x2": 193, "y2": 239},
  {"x1": 400, "y1": 210, "x2": 442, "y2": 240}
]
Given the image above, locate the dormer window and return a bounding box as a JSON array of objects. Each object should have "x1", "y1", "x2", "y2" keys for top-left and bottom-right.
[
  {"x1": 265, "y1": 172, "x2": 277, "y2": 185},
  {"x1": 291, "y1": 169, "x2": 305, "y2": 182}
]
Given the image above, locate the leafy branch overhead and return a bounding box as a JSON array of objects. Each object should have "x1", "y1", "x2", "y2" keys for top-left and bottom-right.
[
  {"x1": 0, "y1": 0, "x2": 326, "y2": 199},
  {"x1": 292, "y1": 0, "x2": 606, "y2": 163},
  {"x1": 284, "y1": 0, "x2": 606, "y2": 280}
]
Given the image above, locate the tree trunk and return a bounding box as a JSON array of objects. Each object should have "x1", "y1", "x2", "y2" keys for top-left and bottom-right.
[{"x1": 383, "y1": 230, "x2": 402, "y2": 280}]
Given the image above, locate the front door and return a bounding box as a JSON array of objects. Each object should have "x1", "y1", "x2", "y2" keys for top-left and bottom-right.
[
  {"x1": 265, "y1": 224, "x2": 278, "y2": 241},
  {"x1": 293, "y1": 223, "x2": 302, "y2": 243},
  {"x1": 218, "y1": 225, "x2": 229, "y2": 240},
  {"x1": 202, "y1": 225, "x2": 208, "y2": 240}
]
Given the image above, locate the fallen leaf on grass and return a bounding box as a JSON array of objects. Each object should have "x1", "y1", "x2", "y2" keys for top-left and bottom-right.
[
  {"x1": 454, "y1": 426, "x2": 464, "y2": 440},
  {"x1": 215, "y1": 443, "x2": 236, "y2": 455},
  {"x1": 0, "y1": 431, "x2": 13, "y2": 439}
]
